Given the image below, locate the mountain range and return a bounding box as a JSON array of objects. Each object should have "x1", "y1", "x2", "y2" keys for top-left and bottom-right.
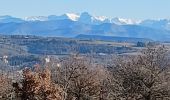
[{"x1": 0, "y1": 12, "x2": 170, "y2": 41}]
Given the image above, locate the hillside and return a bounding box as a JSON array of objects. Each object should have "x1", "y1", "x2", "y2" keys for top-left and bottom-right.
[
  {"x1": 75, "y1": 34, "x2": 153, "y2": 43},
  {"x1": 0, "y1": 35, "x2": 152, "y2": 67}
]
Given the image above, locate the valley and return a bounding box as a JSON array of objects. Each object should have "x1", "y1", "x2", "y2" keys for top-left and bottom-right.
[{"x1": 0, "y1": 34, "x2": 161, "y2": 69}]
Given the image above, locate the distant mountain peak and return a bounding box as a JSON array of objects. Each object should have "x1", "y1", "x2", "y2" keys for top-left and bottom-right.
[
  {"x1": 0, "y1": 12, "x2": 170, "y2": 41},
  {"x1": 0, "y1": 15, "x2": 24, "y2": 23},
  {"x1": 64, "y1": 13, "x2": 80, "y2": 21},
  {"x1": 0, "y1": 15, "x2": 13, "y2": 19},
  {"x1": 140, "y1": 19, "x2": 170, "y2": 30},
  {"x1": 94, "y1": 16, "x2": 108, "y2": 21},
  {"x1": 112, "y1": 17, "x2": 141, "y2": 25},
  {"x1": 81, "y1": 12, "x2": 91, "y2": 16},
  {"x1": 24, "y1": 16, "x2": 48, "y2": 21},
  {"x1": 78, "y1": 12, "x2": 111, "y2": 24},
  {"x1": 0, "y1": 13, "x2": 141, "y2": 25}
]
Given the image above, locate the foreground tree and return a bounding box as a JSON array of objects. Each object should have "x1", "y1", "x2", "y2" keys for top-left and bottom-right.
[
  {"x1": 50, "y1": 55, "x2": 106, "y2": 100},
  {"x1": 3, "y1": 46, "x2": 170, "y2": 100},
  {"x1": 0, "y1": 74, "x2": 13, "y2": 99},
  {"x1": 108, "y1": 47, "x2": 170, "y2": 100},
  {"x1": 13, "y1": 67, "x2": 64, "y2": 100}
]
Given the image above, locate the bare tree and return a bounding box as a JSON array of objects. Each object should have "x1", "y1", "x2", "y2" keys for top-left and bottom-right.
[
  {"x1": 50, "y1": 55, "x2": 105, "y2": 100},
  {"x1": 108, "y1": 46, "x2": 170, "y2": 100}
]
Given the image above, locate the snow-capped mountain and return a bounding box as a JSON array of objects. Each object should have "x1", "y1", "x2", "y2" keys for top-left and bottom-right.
[
  {"x1": 0, "y1": 12, "x2": 141, "y2": 25},
  {"x1": 78, "y1": 12, "x2": 108, "y2": 24},
  {"x1": 0, "y1": 12, "x2": 169, "y2": 27},
  {"x1": 23, "y1": 13, "x2": 80, "y2": 22},
  {"x1": 12, "y1": 12, "x2": 140, "y2": 25},
  {"x1": 0, "y1": 12, "x2": 170, "y2": 41}
]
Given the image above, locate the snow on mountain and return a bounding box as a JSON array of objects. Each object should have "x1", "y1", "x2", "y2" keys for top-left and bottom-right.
[
  {"x1": 24, "y1": 16, "x2": 48, "y2": 21},
  {"x1": 23, "y1": 13, "x2": 80, "y2": 22},
  {"x1": 1, "y1": 13, "x2": 169, "y2": 27},
  {"x1": 1, "y1": 13, "x2": 170, "y2": 32},
  {"x1": 94, "y1": 16, "x2": 108, "y2": 21},
  {"x1": 78, "y1": 12, "x2": 110, "y2": 24},
  {"x1": 0, "y1": 13, "x2": 170, "y2": 40},
  {"x1": 0, "y1": 12, "x2": 140, "y2": 25},
  {"x1": 47, "y1": 13, "x2": 79, "y2": 21},
  {"x1": 111, "y1": 17, "x2": 141, "y2": 25},
  {"x1": 72, "y1": 12, "x2": 141, "y2": 25},
  {"x1": 61, "y1": 12, "x2": 139, "y2": 25},
  {"x1": 65, "y1": 13, "x2": 80, "y2": 21}
]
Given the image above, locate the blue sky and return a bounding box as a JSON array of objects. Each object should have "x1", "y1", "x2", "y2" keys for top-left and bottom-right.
[{"x1": 0, "y1": 0, "x2": 170, "y2": 20}]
